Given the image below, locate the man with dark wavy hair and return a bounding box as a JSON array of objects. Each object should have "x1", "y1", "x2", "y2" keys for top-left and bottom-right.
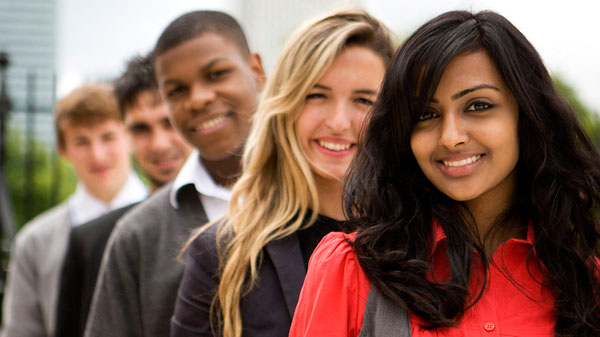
[{"x1": 53, "y1": 53, "x2": 192, "y2": 337}]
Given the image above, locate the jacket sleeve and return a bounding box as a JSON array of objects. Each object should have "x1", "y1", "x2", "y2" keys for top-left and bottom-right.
[
  {"x1": 1, "y1": 234, "x2": 46, "y2": 337},
  {"x1": 171, "y1": 225, "x2": 221, "y2": 337},
  {"x1": 83, "y1": 221, "x2": 144, "y2": 337},
  {"x1": 288, "y1": 232, "x2": 371, "y2": 337}
]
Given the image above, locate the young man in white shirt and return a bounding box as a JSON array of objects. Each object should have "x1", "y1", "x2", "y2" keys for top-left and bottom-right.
[
  {"x1": 1, "y1": 84, "x2": 148, "y2": 337},
  {"x1": 54, "y1": 54, "x2": 193, "y2": 337},
  {"x1": 84, "y1": 11, "x2": 265, "y2": 337}
]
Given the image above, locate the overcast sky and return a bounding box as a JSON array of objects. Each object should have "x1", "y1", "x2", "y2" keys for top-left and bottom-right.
[{"x1": 57, "y1": 0, "x2": 600, "y2": 111}]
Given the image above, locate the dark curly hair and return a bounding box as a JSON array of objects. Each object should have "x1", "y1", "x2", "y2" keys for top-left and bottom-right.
[
  {"x1": 344, "y1": 10, "x2": 600, "y2": 336},
  {"x1": 113, "y1": 53, "x2": 157, "y2": 119}
]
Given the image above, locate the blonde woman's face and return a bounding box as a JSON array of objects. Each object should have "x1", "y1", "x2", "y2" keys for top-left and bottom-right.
[{"x1": 296, "y1": 46, "x2": 385, "y2": 185}]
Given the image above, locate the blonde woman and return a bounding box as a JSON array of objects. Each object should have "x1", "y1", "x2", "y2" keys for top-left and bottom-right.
[{"x1": 171, "y1": 10, "x2": 395, "y2": 337}]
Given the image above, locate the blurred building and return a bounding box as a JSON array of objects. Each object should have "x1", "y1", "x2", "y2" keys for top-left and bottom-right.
[
  {"x1": 230, "y1": 0, "x2": 363, "y2": 74},
  {"x1": 0, "y1": 0, "x2": 57, "y2": 147}
]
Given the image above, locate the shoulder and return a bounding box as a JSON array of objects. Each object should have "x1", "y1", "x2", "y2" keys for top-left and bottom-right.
[
  {"x1": 13, "y1": 202, "x2": 70, "y2": 250},
  {"x1": 290, "y1": 232, "x2": 370, "y2": 337},
  {"x1": 110, "y1": 186, "x2": 173, "y2": 238},
  {"x1": 304, "y1": 231, "x2": 368, "y2": 296},
  {"x1": 186, "y1": 221, "x2": 223, "y2": 265},
  {"x1": 71, "y1": 203, "x2": 136, "y2": 241},
  {"x1": 308, "y1": 231, "x2": 359, "y2": 268}
]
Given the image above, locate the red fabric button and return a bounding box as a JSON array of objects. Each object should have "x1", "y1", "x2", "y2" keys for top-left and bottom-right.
[{"x1": 484, "y1": 322, "x2": 495, "y2": 331}]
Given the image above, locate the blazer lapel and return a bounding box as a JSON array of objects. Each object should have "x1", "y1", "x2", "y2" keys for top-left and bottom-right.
[{"x1": 265, "y1": 233, "x2": 305, "y2": 317}]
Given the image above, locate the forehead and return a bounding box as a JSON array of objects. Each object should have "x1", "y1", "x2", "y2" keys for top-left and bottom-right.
[
  {"x1": 62, "y1": 119, "x2": 124, "y2": 139},
  {"x1": 435, "y1": 50, "x2": 507, "y2": 95},
  {"x1": 154, "y1": 33, "x2": 248, "y2": 81},
  {"x1": 125, "y1": 91, "x2": 167, "y2": 120},
  {"x1": 316, "y1": 46, "x2": 385, "y2": 89}
]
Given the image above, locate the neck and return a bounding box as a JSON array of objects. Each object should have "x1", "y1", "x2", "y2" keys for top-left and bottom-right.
[
  {"x1": 314, "y1": 175, "x2": 345, "y2": 221},
  {"x1": 201, "y1": 152, "x2": 242, "y2": 188},
  {"x1": 463, "y1": 172, "x2": 521, "y2": 256},
  {"x1": 90, "y1": 184, "x2": 120, "y2": 204},
  {"x1": 88, "y1": 172, "x2": 129, "y2": 204}
]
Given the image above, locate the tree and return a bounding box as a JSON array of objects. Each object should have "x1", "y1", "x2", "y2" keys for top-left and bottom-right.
[
  {"x1": 4, "y1": 127, "x2": 76, "y2": 229},
  {"x1": 553, "y1": 76, "x2": 600, "y2": 145}
]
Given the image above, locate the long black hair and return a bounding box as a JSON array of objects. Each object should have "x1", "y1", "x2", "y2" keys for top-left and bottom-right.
[{"x1": 344, "y1": 10, "x2": 600, "y2": 336}]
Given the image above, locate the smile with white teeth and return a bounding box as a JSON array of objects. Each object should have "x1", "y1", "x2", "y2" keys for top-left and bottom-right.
[
  {"x1": 443, "y1": 154, "x2": 482, "y2": 167},
  {"x1": 318, "y1": 140, "x2": 352, "y2": 152},
  {"x1": 195, "y1": 115, "x2": 226, "y2": 131}
]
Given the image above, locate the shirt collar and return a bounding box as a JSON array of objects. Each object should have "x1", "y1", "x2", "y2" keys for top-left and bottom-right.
[
  {"x1": 169, "y1": 150, "x2": 231, "y2": 208},
  {"x1": 69, "y1": 172, "x2": 148, "y2": 226},
  {"x1": 430, "y1": 218, "x2": 535, "y2": 255}
]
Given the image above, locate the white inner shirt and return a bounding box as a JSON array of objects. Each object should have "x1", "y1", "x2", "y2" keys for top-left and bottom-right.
[
  {"x1": 68, "y1": 172, "x2": 149, "y2": 226},
  {"x1": 169, "y1": 150, "x2": 231, "y2": 221}
]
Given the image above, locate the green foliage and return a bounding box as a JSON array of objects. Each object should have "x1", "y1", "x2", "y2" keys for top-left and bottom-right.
[
  {"x1": 4, "y1": 127, "x2": 76, "y2": 229},
  {"x1": 553, "y1": 76, "x2": 600, "y2": 145}
]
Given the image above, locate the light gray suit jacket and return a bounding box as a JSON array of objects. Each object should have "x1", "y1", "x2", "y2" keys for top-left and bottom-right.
[{"x1": 1, "y1": 203, "x2": 71, "y2": 337}]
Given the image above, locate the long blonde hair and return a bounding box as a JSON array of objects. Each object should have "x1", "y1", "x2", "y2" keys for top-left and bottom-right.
[{"x1": 189, "y1": 9, "x2": 395, "y2": 337}]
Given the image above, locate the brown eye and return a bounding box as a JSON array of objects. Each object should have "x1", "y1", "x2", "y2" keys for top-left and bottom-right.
[
  {"x1": 418, "y1": 109, "x2": 438, "y2": 121},
  {"x1": 356, "y1": 97, "x2": 374, "y2": 106},
  {"x1": 466, "y1": 101, "x2": 493, "y2": 111}
]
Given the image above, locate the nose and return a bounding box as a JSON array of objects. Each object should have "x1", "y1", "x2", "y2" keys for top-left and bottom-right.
[
  {"x1": 438, "y1": 112, "x2": 469, "y2": 149},
  {"x1": 149, "y1": 129, "x2": 171, "y2": 152},
  {"x1": 324, "y1": 101, "x2": 351, "y2": 132},
  {"x1": 186, "y1": 82, "x2": 216, "y2": 112},
  {"x1": 89, "y1": 141, "x2": 108, "y2": 162}
]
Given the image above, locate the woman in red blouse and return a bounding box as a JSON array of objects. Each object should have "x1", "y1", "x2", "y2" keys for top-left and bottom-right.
[{"x1": 290, "y1": 10, "x2": 600, "y2": 337}]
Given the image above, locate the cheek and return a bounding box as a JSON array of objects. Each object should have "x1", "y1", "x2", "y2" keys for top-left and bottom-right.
[
  {"x1": 353, "y1": 113, "x2": 368, "y2": 135},
  {"x1": 295, "y1": 108, "x2": 316, "y2": 145},
  {"x1": 409, "y1": 133, "x2": 426, "y2": 166},
  {"x1": 131, "y1": 138, "x2": 149, "y2": 153}
]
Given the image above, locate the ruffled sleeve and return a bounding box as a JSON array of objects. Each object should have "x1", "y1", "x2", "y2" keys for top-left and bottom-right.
[{"x1": 289, "y1": 232, "x2": 371, "y2": 337}]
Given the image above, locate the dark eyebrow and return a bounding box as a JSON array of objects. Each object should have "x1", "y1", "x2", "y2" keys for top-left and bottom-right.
[
  {"x1": 354, "y1": 89, "x2": 377, "y2": 95},
  {"x1": 451, "y1": 84, "x2": 500, "y2": 100},
  {"x1": 127, "y1": 122, "x2": 150, "y2": 131},
  {"x1": 161, "y1": 57, "x2": 228, "y2": 86}
]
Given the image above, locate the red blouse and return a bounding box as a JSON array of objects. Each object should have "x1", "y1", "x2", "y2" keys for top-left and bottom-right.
[{"x1": 289, "y1": 222, "x2": 556, "y2": 337}]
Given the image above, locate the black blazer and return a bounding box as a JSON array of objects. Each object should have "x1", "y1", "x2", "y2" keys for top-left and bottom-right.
[
  {"x1": 171, "y1": 223, "x2": 307, "y2": 337},
  {"x1": 54, "y1": 203, "x2": 138, "y2": 337}
]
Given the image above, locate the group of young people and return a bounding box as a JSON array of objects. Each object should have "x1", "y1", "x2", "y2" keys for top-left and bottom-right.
[{"x1": 2, "y1": 6, "x2": 600, "y2": 337}]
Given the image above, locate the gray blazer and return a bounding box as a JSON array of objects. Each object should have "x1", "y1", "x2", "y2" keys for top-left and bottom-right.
[
  {"x1": 1, "y1": 203, "x2": 71, "y2": 337},
  {"x1": 84, "y1": 184, "x2": 208, "y2": 337}
]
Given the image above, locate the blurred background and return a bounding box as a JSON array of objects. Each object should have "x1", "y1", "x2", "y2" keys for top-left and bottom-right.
[{"x1": 0, "y1": 0, "x2": 598, "y2": 270}]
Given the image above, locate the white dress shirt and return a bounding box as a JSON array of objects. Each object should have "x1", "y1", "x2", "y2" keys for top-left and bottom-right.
[
  {"x1": 68, "y1": 172, "x2": 148, "y2": 226},
  {"x1": 169, "y1": 150, "x2": 231, "y2": 221}
]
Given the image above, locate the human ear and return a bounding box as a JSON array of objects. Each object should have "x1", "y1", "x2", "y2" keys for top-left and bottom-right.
[{"x1": 248, "y1": 53, "x2": 266, "y2": 91}]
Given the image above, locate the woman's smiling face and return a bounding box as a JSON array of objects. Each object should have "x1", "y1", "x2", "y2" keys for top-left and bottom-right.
[
  {"x1": 410, "y1": 49, "x2": 520, "y2": 211},
  {"x1": 296, "y1": 46, "x2": 385, "y2": 185}
]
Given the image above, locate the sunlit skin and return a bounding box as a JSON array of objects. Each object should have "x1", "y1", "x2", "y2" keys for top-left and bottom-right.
[
  {"x1": 410, "y1": 50, "x2": 520, "y2": 251},
  {"x1": 296, "y1": 46, "x2": 386, "y2": 220},
  {"x1": 154, "y1": 33, "x2": 265, "y2": 187},
  {"x1": 124, "y1": 90, "x2": 192, "y2": 191},
  {"x1": 58, "y1": 120, "x2": 132, "y2": 203}
]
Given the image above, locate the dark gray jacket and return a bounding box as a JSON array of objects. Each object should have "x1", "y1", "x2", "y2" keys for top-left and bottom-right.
[{"x1": 84, "y1": 184, "x2": 207, "y2": 337}]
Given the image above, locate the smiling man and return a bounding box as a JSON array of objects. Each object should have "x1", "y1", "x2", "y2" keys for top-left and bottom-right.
[
  {"x1": 84, "y1": 11, "x2": 264, "y2": 337},
  {"x1": 1, "y1": 84, "x2": 148, "y2": 337}
]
